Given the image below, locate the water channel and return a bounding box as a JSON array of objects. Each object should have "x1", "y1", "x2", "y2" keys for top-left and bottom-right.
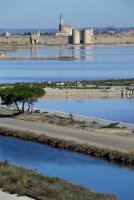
[{"x1": 0, "y1": 135, "x2": 134, "y2": 200}]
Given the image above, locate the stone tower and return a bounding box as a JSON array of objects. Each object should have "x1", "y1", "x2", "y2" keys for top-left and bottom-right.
[
  {"x1": 73, "y1": 29, "x2": 80, "y2": 45},
  {"x1": 84, "y1": 28, "x2": 94, "y2": 44},
  {"x1": 59, "y1": 14, "x2": 64, "y2": 31},
  {"x1": 60, "y1": 14, "x2": 64, "y2": 25},
  {"x1": 72, "y1": 28, "x2": 94, "y2": 45}
]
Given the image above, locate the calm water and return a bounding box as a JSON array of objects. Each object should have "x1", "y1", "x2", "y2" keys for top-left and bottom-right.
[
  {"x1": 0, "y1": 45, "x2": 134, "y2": 83},
  {"x1": 37, "y1": 98, "x2": 134, "y2": 124},
  {"x1": 0, "y1": 135, "x2": 134, "y2": 200}
]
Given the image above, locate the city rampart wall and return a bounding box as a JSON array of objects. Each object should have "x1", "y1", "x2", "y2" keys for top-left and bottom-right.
[
  {"x1": 0, "y1": 35, "x2": 30, "y2": 45},
  {"x1": 0, "y1": 34, "x2": 134, "y2": 45},
  {"x1": 94, "y1": 35, "x2": 134, "y2": 45},
  {"x1": 0, "y1": 35, "x2": 69, "y2": 45},
  {"x1": 39, "y1": 35, "x2": 69, "y2": 45}
]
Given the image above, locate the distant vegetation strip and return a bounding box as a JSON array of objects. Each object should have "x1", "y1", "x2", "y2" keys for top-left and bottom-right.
[
  {"x1": 0, "y1": 161, "x2": 116, "y2": 200},
  {"x1": 0, "y1": 78, "x2": 134, "y2": 87}
]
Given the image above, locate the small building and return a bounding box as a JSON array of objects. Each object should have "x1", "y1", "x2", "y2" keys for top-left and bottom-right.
[
  {"x1": 4, "y1": 31, "x2": 11, "y2": 37},
  {"x1": 75, "y1": 82, "x2": 83, "y2": 88},
  {"x1": 56, "y1": 82, "x2": 65, "y2": 86}
]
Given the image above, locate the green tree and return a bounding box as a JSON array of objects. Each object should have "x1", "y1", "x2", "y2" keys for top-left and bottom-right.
[{"x1": 0, "y1": 84, "x2": 45, "y2": 112}]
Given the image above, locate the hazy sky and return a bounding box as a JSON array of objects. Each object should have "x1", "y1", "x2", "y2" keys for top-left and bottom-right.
[{"x1": 0, "y1": 0, "x2": 133, "y2": 28}]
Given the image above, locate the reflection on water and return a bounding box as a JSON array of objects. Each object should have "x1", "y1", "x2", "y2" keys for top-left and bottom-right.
[
  {"x1": 4, "y1": 45, "x2": 134, "y2": 61},
  {"x1": 37, "y1": 98, "x2": 134, "y2": 124},
  {"x1": 4, "y1": 45, "x2": 94, "y2": 61},
  {"x1": 0, "y1": 135, "x2": 134, "y2": 200},
  {"x1": 0, "y1": 45, "x2": 134, "y2": 83}
]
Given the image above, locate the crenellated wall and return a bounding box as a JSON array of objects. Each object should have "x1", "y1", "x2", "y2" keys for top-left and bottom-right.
[
  {"x1": 0, "y1": 33, "x2": 133, "y2": 46},
  {"x1": 40, "y1": 35, "x2": 69, "y2": 45},
  {"x1": 94, "y1": 35, "x2": 134, "y2": 45},
  {"x1": 0, "y1": 35, "x2": 30, "y2": 45},
  {"x1": 0, "y1": 34, "x2": 69, "y2": 45}
]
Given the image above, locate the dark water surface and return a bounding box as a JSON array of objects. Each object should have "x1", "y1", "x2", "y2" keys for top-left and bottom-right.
[
  {"x1": 0, "y1": 135, "x2": 134, "y2": 200},
  {"x1": 0, "y1": 45, "x2": 134, "y2": 83},
  {"x1": 37, "y1": 98, "x2": 134, "y2": 124}
]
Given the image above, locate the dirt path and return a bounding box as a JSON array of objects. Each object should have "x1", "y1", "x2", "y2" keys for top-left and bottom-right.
[{"x1": 0, "y1": 117, "x2": 134, "y2": 152}]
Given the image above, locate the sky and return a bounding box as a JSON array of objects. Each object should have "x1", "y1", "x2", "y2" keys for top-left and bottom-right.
[{"x1": 0, "y1": 0, "x2": 133, "y2": 29}]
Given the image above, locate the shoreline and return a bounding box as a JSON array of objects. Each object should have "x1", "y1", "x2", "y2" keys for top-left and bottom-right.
[
  {"x1": 0, "y1": 107, "x2": 134, "y2": 164},
  {"x1": 0, "y1": 125, "x2": 134, "y2": 165},
  {"x1": 42, "y1": 87, "x2": 134, "y2": 100},
  {"x1": 0, "y1": 44, "x2": 134, "y2": 48},
  {"x1": 34, "y1": 106, "x2": 134, "y2": 127}
]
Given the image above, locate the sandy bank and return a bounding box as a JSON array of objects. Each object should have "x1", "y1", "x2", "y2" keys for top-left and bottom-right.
[{"x1": 0, "y1": 190, "x2": 33, "y2": 200}]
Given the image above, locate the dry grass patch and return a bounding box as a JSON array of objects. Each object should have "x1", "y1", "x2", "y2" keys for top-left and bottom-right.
[{"x1": 0, "y1": 162, "x2": 117, "y2": 200}]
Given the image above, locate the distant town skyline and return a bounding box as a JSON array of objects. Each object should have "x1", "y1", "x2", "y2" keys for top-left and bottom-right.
[{"x1": 0, "y1": 0, "x2": 133, "y2": 29}]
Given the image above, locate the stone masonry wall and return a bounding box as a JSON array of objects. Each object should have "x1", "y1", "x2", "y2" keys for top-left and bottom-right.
[
  {"x1": 0, "y1": 34, "x2": 134, "y2": 45},
  {"x1": 94, "y1": 35, "x2": 134, "y2": 45},
  {"x1": 0, "y1": 35, "x2": 69, "y2": 45},
  {"x1": 39, "y1": 35, "x2": 69, "y2": 45},
  {"x1": 0, "y1": 35, "x2": 30, "y2": 45}
]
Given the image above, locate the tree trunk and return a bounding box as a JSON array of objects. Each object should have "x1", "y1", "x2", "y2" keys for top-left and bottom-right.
[
  {"x1": 15, "y1": 101, "x2": 20, "y2": 111},
  {"x1": 22, "y1": 102, "x2": 25, "y2": 112},
  {"x1": 31, "y1": 102, "x2": 34, "y2": 113},
  {"x1": 27, "y1": 102, "x2": 31, "y2": 112}
]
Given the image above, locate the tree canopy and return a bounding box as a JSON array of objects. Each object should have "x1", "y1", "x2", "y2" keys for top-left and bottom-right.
[{"x1": 0, "y1": 84, "x2": 45, "y2": 112}]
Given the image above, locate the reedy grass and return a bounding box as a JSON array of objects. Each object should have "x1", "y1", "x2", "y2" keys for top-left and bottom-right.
[{"x1": 0, "y1": 161, "x2": 117, "y2": 200}]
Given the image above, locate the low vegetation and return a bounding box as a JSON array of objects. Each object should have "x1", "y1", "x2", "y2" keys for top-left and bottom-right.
[
  {"x1": 0, "y1": 78, "x2": 134, "y2": 88},
  {"x1": 101, "y1": 122, "x2": 119, "y2": 129},
  {"x1": 14, "y1": 111, "x2": 100, "y2": 130},
  {"x1": 80, "y1": 78, "x2": 134, "y2": 87},
  {"x1": 0, "y1": 161, "x2": 116, "y2": 200},
  {"x1": 0, "y1": 107, "x2": 100, "y2": 129},
  {"x1": 0, "y1": 108, "x2": 130, "y2": 133}
]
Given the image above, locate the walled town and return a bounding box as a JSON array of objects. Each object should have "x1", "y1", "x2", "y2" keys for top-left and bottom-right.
[{"x1": 0, "y1": 14, "x2": 134, "y2": 46}]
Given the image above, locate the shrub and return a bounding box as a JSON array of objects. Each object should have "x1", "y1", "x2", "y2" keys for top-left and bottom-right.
[{"x1": 101, "y1": 122, "x2": 119, "y2": 129}]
